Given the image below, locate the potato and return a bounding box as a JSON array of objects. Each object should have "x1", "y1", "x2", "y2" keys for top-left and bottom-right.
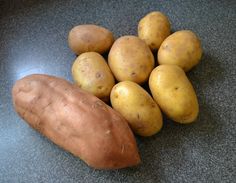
[
  {"x1": 158, "y1": 30, "x2": 202, "y2": 71},
  {"x1": 149, "y1": 65, "x2": 199, "y2": 124},
  {"x1": 110, "y1": 81, "x2": 163, "y2": 136},
  {"x1": 138, "y1": 11, "x2": 171, "y2": 50},
  {"x1": 12, "y1": 74, "x2": 140, "y2": 169},
  {"x1": 71, "y1": 52, "x2": 115, "y2": 102},
  {"x1": 108, "y1": 36, "x2": 154, "y2": 84},
  {"x1": 68, "y1": 24, "x2": 114, "y2": 55}
]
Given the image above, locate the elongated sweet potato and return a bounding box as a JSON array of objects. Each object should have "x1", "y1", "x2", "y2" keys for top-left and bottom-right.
[{"x1": 12, "y1": 74, "x2": 140, "y2": 169}]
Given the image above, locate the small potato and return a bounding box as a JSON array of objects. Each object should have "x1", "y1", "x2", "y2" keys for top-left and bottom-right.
[
  {"x1": 68, "y1": 24, "x2": 114, "y2": 55},
  {"x1": 108, "y1": 36, "x2": 154, "y2": 84},
  {"x1": 138, "y1": 11, "x2": 171, "y2": 50},
  {"x1": 72, "y1": 52, "x2": 115, "y2": 102},
  {"x1": 110, "y1": 81, "x2": 163, "y2": 136},
  {"x1": 158, "y1": 30, "x2": 202, "y2": 72},
  {"x1": 149, "y1": 65, "x2": 199, "y2": 124}
]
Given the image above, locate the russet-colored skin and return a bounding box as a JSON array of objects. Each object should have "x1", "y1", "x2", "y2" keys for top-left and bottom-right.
[
  {"x1": 158, "y1": 30, "x2": 202, "y2": 72},
  {"x1": 12, "y1": 74, "x2": 140, "y2": 169},
  {"x1": 149, "y1": 65, "x2": 199, "y2": 124},
  {"x1": 72, "y1": 52, "x2": 115, "y2": 102},
  {"x1": 108, "y1": 35, "x2": 154, "y2": 84},
  {"x1": 111, "y1": 81, "x2": 163, "y2": 136},
  {"x1": 138, "y1": 11, "x2": 171, "y2": 50},
  {"x1": 68, "y1": 24, "x2": 114, "y2": 55}
]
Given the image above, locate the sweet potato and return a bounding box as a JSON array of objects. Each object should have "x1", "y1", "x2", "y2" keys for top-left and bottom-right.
[{"x1": 12, "y1": 74, "x2": 140, "y2": 169}]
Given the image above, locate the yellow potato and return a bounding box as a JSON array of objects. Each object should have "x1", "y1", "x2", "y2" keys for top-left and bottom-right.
[
  {"x1": 110, "y1": 81, "x2": 163, "y2": 136},
  {"x1": 68, "y1": 24, "x2": 114, "y2": 55},
  {"x1": 149, "y1": 65, "x2": 199, "y2": 124},
  {"x1": 158, "y1": 30, "x2": 202, "y2": 71},
  {"x1": 138, "y1": 11, "x2": 171, "y2": 50},
  {"x1": 108, "y1": 36, "x2": 154, "y2": 84},
  {"x1": 72, "y1": 52, "x2": 115, "y2": 102}
]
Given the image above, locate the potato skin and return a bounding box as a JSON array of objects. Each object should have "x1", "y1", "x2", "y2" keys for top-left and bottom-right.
[
  {"x1": 158, "y1": 30, "x2": 202, "y2": 72},
  {"x1": 149, "y1": 65, "x2": 199, "y2": 124},
  {"x1": 110, "y1": 81, "x2": 163, "y2": 136},
  {"x1": 71, "y1": 52, "x2": 115, "y2": 102},
  {"x1": 68, "y1": 24, "x2": 114, "y2": 55},
  {"x1": 12, "y1": 74, "x2": 140, "y2": 169},
  {"x1": 138, "y1": 11, "x2": 171, "y2": 50},
  {"x1": 108, "y1": 35, "x2": 154, "y2": 84}
]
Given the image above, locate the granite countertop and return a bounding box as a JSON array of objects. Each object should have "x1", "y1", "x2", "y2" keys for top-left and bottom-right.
[{"x1": 0, "y1": 0, "x2": 235, "y2": 182}]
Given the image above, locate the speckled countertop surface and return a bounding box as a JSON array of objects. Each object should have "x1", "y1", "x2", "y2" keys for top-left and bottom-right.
[{"x1": 0, "y1": 0, "x2": 235, "y2": 182}]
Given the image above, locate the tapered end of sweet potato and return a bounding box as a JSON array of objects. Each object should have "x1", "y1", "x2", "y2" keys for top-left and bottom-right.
[
  {"x1": 84, "y1": 138, "x2": 141, "y2": 170},
  {"x1": 77, "y1": 108, "x2": 142, "y2": 170}
]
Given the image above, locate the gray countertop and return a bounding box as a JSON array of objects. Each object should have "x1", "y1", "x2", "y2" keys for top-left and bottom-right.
[{"x1": 0, "y1": 0, "x2": 235, "y2": 182}]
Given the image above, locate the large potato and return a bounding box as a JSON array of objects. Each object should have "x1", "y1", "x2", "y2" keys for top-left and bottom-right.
[
  {"x1": 138, "y1": 11, "x2": 171, "y2": 50},
  {"x1": 108, "y1": 36, "x2": 154, "y2": 84},
  {"x1": 12, "y1": 74, "x2": 140, "y2": 169},
  {"x1": 158, "y1": 30, "x2": 202, "y2": 71},
  {"x1": 110, "y1": 81, "x2": 163, "y2": 136},
  {"x1": 149, "y1": 65, "x2": 199, "y2": 123},
  {"x1": 68, "y1": 24, "x2": 114, "y2": 55},
  {"x1": 71, "y1": 52, "x2": 115, "y2": 102}
]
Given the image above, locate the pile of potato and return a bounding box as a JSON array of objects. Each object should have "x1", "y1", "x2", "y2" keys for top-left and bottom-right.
[
  {"x1": 12, "y1": 11, "x2": 202, "y2": 170},
  {"x1": 69, "y1": 11, "x2": 202, "y2": 136}
]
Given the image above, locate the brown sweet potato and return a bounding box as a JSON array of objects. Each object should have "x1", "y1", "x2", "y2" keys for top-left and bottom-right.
[{"x1": 12, "y1": 74, "x2": 140, "y2": 169}]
